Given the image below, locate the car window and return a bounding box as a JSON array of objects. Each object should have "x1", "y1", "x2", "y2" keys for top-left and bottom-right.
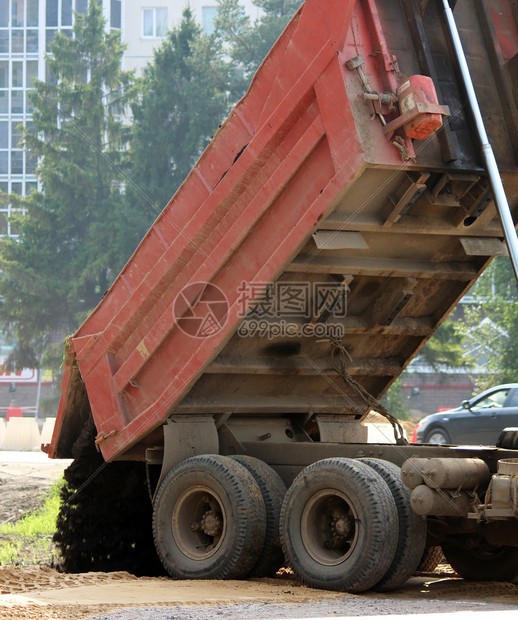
[
  {"x1": 507, "y1": 389, "x2": 518, "y2": 406},
  {"x1": 474, "y1": 389, "x2": 510, "y2": 409}
]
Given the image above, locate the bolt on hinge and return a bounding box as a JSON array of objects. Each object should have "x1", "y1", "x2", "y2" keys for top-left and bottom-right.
[
  {"x1": 94, "y1": 429, "x2": 118, "y2": 449},
  {"x1": 346, "y1": 55, "x2": 397, "y2": 126}
]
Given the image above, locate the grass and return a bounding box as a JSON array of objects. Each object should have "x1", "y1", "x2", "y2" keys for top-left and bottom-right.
[{"x1": 0, "y1": 480, "x2": 62, "y2": 566}]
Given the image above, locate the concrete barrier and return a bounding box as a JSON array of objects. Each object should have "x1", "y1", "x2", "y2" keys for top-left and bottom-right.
[
  {"x1": 1, "y1": 418, "x2": 41, "y2": 451},
  {"x1": 40, "y1": 418, "x2": 56, "y2": 446}
]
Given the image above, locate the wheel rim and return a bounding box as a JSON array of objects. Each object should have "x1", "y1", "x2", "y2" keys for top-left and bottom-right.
[
  {"x1": 427, "y1": 431, "x2": 448, "y2": 445},
  {"x1": 301, "y1": 488, "x2": 358, "y2": 566},
  {"x1": 171, "y1": 485, "x2": 227, "y2": 560}
]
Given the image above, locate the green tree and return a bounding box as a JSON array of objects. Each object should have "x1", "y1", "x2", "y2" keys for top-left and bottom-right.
[
  {"x1": 418, "y1": 319, "x2": 467, "y2": 372},
  {"x1": 215, "y1": 0, "x2": 301, "y2": 89},
  {"x1": 460, "y1": 256, "x2": 518, "y2": 389},
  {"x1": 0, "y1": 2, "x2": 133, "y2": 369},
  {"x1": 128, "y1": 9, "x2": 233, "y2": 217},
  {"x1": 381, "y1": 378, "x2": 410, "y2": 420}
]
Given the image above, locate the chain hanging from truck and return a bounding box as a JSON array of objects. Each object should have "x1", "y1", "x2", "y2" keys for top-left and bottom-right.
[{"x1": 329, "y1": 338, "x2": 407, "y2": 445}]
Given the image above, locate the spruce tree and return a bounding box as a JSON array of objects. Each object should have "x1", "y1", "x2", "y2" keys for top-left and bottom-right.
[
  {"x1": 128, "y1": 9, "x2": 232, "y2": 216},
  {"x1": 215, "y1": 0, "x2": 301, "y2": 86},
  {"x1": 0, "y1": 2, "x2": 133, "y2": 369}
]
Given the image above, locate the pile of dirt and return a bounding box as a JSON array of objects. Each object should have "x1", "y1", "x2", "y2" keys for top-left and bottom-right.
[{"x1": 362, "y1": 412, "x2": 416, "y2": 440}]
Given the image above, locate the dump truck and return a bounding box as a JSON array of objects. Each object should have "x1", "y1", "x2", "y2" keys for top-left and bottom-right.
[{"x1": 45, "y1": 0, "x2": 518, "y2": 592}]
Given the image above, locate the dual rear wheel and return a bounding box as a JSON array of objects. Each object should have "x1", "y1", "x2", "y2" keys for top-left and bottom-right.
[
  {"x1": 279, "y1": 457, "x2": 426, "y2": 592},
  {"x1": 152, "y1": 455, "x2": 426, "y2": 592},
  {"x1": 152, "y1": 454, "x2": 286, "y2": 579}
]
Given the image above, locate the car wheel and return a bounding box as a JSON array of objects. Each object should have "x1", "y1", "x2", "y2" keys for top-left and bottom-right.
[
  {"x1": 496, "y1": 428, "x2": 518, "y2": 449},
  {"x1": 425, "y1": 428, "x2": 451, "y2": 445}
]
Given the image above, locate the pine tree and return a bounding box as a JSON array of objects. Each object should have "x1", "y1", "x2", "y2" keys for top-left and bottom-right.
[
  {"x1": 0, "y1": 2, "x2": 133, "y2": 369},
  {"x1": 215, "y1": 0, "x2": 300, "y2": 87},
  {"x1": 127, "y1": 9, "x2": 232, "y2": 217}
]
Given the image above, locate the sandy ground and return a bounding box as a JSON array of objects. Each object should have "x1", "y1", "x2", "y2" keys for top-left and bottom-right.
[
  {"x1": 1, "y1": 452, "x2": 518, "y2": 620},
  {"x1": 0, "y1": 452, "x2": 69, "y2": 526},
  {"x1": 1, "y1": 566, "x2": 518, "y2": 620}
]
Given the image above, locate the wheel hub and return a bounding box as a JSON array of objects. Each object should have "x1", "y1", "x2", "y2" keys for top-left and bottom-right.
[
  {"x1": 171, "y1": 485, "x2": 226, "y2": 560},
  {"x1": 301, "y1": 489, "x2": 358, "y2": 566},
  {"x1": 201, "y1": 510, "x2": 223, "y2": 537},
  {"x1": 333, "y1": 513, "x2": 353, "y2": 538}
]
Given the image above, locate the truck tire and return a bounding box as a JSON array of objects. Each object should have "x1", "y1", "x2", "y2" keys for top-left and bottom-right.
[
  {"x1": 442, "y1": 542, "x2": 518, "y2": 582},
  {"x1": 417, "y1": 546, "x2": 444, "y2": 572},
  {"x1": 359, "y1": 458, "x2": 426, "y2": 591},
  {"x1": 54, "y1": 418, "x2": 163, "y2": 575},
  {"x1": 152, "y1": 454, "x2": 266, "y2": 580},
  {"x1": 231, "y1": 455, "x2": 287, "y2": 577},
  {"x1": 279, "y1": 457, "x2": 398, "y2": 592}
]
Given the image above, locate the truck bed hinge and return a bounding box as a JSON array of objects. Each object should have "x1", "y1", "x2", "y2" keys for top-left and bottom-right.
[{"x1": 94, "y1": 429, "x2": 118, "y2": 450}]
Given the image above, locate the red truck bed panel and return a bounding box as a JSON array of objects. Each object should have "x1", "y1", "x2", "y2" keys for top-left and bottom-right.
[{"x1": 49, "y1": 0, "x2": 518, "y2": 460}]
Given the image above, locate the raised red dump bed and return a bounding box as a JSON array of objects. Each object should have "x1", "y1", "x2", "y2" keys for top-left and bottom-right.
[{"x1": 48, "y1": 0, "x2": 518, "y2": 461}]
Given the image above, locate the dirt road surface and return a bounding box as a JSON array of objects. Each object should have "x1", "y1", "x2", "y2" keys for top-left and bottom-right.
[
  {"x1": 0, "y1": 452, "x2": 69, "y2": 526},
  {"x1": 1, "y1": 452, "x2": 518, "y2": 620}
]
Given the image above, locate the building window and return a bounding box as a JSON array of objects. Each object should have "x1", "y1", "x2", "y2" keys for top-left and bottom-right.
[
  {"x1": 46, "y1": 0, "x2": 58, "y2": 27},
  {"x1": 27, "y1": 0, "x2": 38, "y2": 27},
  {"x1": 142, "y1": 7, "x2": 167, "y2": 38},
  {"x1": 11, "y1": 30, "x2": 24, "y2": 53},
  {"x1": 26, "y1": 60, "x2": 37, "y2": 87},
  {"x1": 26, "y1": 29, "x2": 37, "y2": 52},
  {"x1": 11, "y1": 150, "x2": 23, "y2": 174},
  {"x1": 202, "y1": 6, "x2": 218, "y2": 35},
  {"x1": 0, "y1": 177, "x2": 33, "y2": 237},
  {"x1": 0, "y1": 0, "x2": 8, "y2": 27},
  {"x1": 0, "y1": 60, "x2": 7, "y2": 115},
  {"x1": 76, "y1": 0, "x2": 87, "y2": 14},
  {"x1": 11, "y1": 0, "x2": 24, "y2": 27},
  {"x1": 11, "y1": 89, "x2": 23, "y2": 114},
  {"x1": 111, "y1": 0, "x2": 121, "y2": 29},
  {"x1": 0, "y1": 121, "x2": 7, "y2": 147},
  {"x1": 0, "y1": 150, "x2": 7, "y2": 173},
  {"x1": 11, "y1": 120, "x2": 21, "y2": 147},
  {"x1": 61, "y1": 0, "x2": 72, "y2": 26},
  {"x1": 12, "y1": 61, "x2": 22, "y2": 88},
  {"x1": 0, "y1": 30, "x2": 8, "y2": 53}
]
